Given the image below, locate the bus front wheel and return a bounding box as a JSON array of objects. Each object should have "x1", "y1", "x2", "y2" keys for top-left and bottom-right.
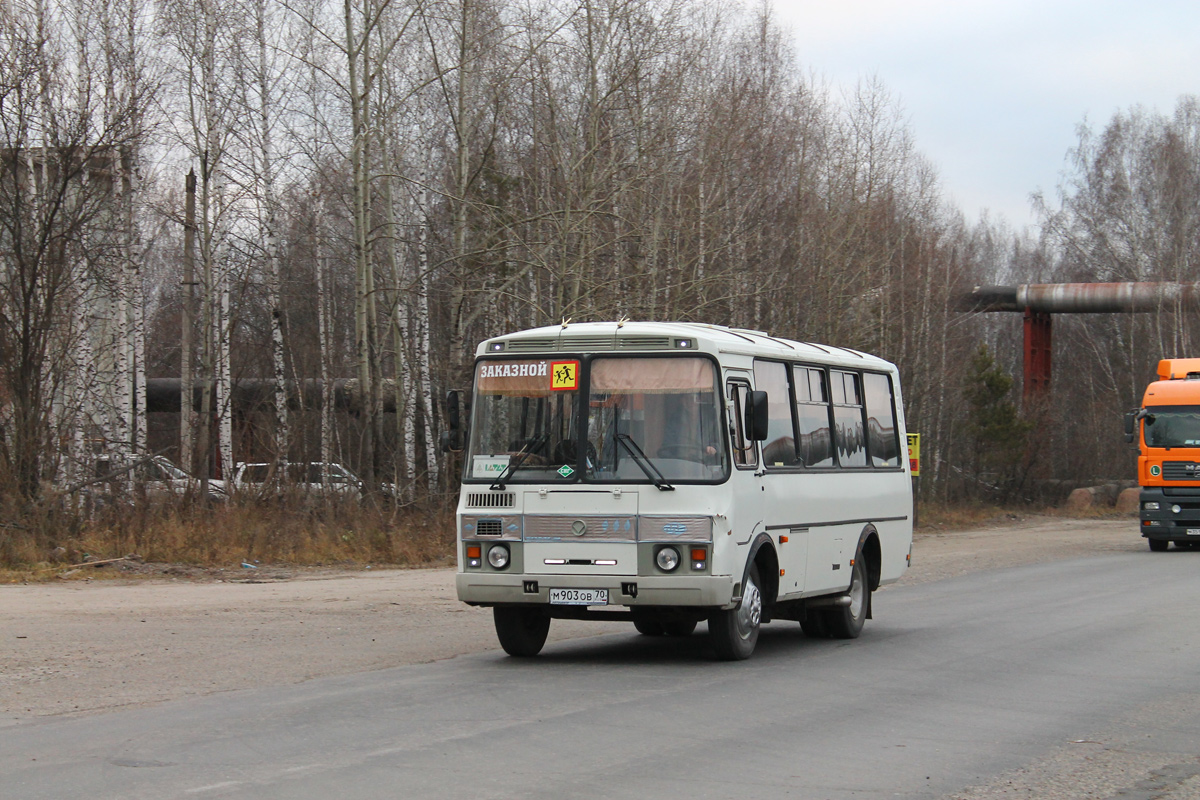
[
  {"x1": 709, "y1": 564, "x2": 762, "y2": 660},
  {"x1": 493, "y1": 606, "x2": 551, "y2": 657},
  {"x1": 1149, "y1": 538, "x2": 1169, "y2": 552}
]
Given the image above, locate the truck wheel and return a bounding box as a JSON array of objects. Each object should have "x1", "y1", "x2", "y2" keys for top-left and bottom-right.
[
  {"x1": 493, "y1": 606, "x2": 551, "y2": 657},
  {"x1": 709, "y1": 564, "x2": 762, "y2": 660},
  {"x1": 663, "y1": 620, "x2": 698, "y2": 637},
  {"x1": 824, "y1": 556, "x2": 869, "y2": 639},
  {"x1": 1149, "y1": 538, "x2": 1169, "y2": 552}
]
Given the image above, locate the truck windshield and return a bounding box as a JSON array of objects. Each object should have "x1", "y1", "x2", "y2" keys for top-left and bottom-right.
[
  {"x1": 586, "y1": 357, "x2": 728, "y2": 483},
  {"x1": 1145, "y1": 407, "x2": 1200, "y2": 448},
  {"x1": 465, "y1": 359, "x2": 583, "y2": 483}
]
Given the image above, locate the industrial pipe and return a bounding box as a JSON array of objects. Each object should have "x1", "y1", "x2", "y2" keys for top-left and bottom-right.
[
  {"x1": 144, "y1": 378, "x2": 398, "y2": 414},
  {"x1": 961, "y1": 283, "x2": 1200, "y2": 314}
]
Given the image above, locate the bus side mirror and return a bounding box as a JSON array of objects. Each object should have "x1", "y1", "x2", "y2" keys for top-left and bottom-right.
[
  {"x1": 1124, "y1": 410, "x2": 1136, "y2": 444},
  {"x1": 747, "y1": 391, "x2": 769, "y2": 441},
  {"x1": 442, "y1": 390, "x2": 464, "y2": 452}
]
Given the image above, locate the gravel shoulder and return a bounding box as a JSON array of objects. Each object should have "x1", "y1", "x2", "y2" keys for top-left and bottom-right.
[{"x1": 0, "y1": 514, "x2": 1141, "y2": 723}]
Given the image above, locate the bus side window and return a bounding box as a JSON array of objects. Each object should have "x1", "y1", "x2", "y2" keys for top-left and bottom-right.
[
  {"x1": 752, "y1": 361, "x2": 800, "y2": 468},
  {"x1": 793, "y1": 366, "x2": 834, "y2": 467},
  {"x1": 727, "y1": 381, "x2": 758, "y2": 469},
  {"x1": 863, "y1": 372, "x2": 901, "y2": 467},
  {"x1": 831, "y1": 370, "x2": 867, "y2": 468}
]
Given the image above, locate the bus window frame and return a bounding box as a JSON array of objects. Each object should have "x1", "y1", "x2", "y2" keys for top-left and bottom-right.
[
  {"x1": 726, "y1": 378, "x2": 759, "y2": 470},
  {"x1": 752, "y1": 359, "x2": 907, "y2": 474}
]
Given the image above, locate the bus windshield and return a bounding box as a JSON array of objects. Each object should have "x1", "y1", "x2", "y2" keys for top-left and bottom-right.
[
  {"x1": 586, "y1": 357, "x2": 728, "y2": 483},
  {"x1": 465, "y1": 355, "x2": 728, "y2": 484},
  {"x1": 1145, "y1": 406, "x2": 1200, "y2": 448},
  {"x1": 465, "y1": 359, "x2": 583, "y2": 483}
]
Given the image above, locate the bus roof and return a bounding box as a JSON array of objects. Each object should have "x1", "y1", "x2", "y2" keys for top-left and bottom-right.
[{"x1": 477, "y1": 321, "x2": 897, "y2": 371}]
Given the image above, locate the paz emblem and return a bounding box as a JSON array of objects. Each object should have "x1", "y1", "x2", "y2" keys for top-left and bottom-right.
[{"x1": 571, "y1": 519, "x2": 587, "y2": 537}]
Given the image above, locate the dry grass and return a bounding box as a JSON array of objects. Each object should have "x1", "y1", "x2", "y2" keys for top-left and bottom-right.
[
  {"x1": 0, "y1": 496, "x2": 456, "y2": 580},
  {"x1": 914, "y1": 501, "x2": 1032, "y2": 532}
]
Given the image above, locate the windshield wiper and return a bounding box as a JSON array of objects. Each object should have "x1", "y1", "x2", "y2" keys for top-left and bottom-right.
[
  {"x1": 615, "y1": 433, "x2": 675, "y2": 491},
  {"x1": 490, "y1": 433, "x2": 548, "y2": 490}
]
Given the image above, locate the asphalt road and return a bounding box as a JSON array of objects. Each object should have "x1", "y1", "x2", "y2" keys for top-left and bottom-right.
[{"x1": 6, "y1": 547, "x2": 1200, "y2": 799}]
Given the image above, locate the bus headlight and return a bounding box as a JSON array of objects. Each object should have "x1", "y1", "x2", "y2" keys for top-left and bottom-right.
[
  {"x1": 487, "y1": 544, "x2": 510, "y2": 569},
  {"x1": 655, "y1": 546, "x2": 680, "y2": 572},
  {"x1": 1144, "y1": 502, "x2": 1160, "y2": 511}
]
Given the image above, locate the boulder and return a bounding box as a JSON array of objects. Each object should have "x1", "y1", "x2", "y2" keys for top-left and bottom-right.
[
  {"x1": 1064, "y1": 487, "x2": 1095, "y2": 512},
  {"x1": 1115, "y1": 487, "x2": 1140, "y2": 514}
]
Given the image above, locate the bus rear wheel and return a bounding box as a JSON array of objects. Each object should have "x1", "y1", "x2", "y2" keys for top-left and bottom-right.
[
  {"x1": 664, "y1": 620, "x2": 697, "y2": 637},
  {"x1": 709, "y1": 564, "x2": 762, "y2": 660},
  {"x1": 633, "y1": 618, "x2": 665, "y2": 636},
  {"x1": 493, "y1": 606, "x2": 551, "y2": 657},
  {"x1": 800, "y1": 613, "x2": 828, "y2": 638},
  {"x1": 824, "y1": 556, "x2": 868, "y2": 639}
]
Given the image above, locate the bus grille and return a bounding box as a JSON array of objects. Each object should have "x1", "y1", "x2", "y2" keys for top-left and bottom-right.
[
  {"x1": 1163, "y1": 462, "x2": 1200, "y2": 480},
  {"x1": 466, "y1": 492, "x2": 515, "y2": 508},
  {"x1": 476, "y1": 519, "x2": 503, "y2": 536}
]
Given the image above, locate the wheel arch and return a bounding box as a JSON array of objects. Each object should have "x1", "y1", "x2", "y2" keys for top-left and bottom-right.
[
  {"x1": 745, "y1": 533, "x2": 779, "y2": 607},
  {"x1": 856, "y1": 524, "x2": 882, "y2": 592}
]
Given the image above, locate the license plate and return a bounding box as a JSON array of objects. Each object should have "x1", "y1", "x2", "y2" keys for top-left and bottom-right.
[
  {"x1": 1188, "y1": 529, "x2": 1200, "y2": 536},
  {"x1": 549, "y1": 588, "x2": 608, "y2": 606}
]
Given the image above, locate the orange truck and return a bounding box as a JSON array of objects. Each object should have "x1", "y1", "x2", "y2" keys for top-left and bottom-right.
[{"x1": 1126, "y1": 358, "x2": 1200, "y2": 551}]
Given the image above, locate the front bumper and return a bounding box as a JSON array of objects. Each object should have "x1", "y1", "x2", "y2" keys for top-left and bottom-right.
[
  {"x1": 1139, "y1": 487, "x2": 1200, "y2": 542},
  {"x1": 457, "y1": 572, "x2": 736, "y2": 609}
]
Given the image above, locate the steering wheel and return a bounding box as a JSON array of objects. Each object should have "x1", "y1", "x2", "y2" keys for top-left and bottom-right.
[
  {"x1": 656, "y1": 444, "x2": 707, "y2": 461},
  {"x1": 554, "y1": 440, "x2": 598, "y2": 464}
]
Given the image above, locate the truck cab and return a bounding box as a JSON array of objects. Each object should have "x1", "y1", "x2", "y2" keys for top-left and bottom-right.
[{"x1": 1129, "y1": 358, "x2": 1200, "y2": 551}]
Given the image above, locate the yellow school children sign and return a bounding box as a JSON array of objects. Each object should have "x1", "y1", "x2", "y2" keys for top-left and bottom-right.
[
  {"x1": 550, "y1": 361, "x2": 579, "y2": 390},
  {"x1": 907, "y1": 433, "x2": 920, "y2": 476}
]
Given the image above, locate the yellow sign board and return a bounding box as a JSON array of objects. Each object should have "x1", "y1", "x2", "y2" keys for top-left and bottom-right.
[
  {"x1": 907, "y1": 433, "x2": 920, "y2": 476},
  {"x1": 550, "y1": 361, "x2": 579, "y2": 391}
]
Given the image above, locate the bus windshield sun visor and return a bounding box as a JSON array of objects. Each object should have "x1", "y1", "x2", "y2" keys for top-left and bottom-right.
[{"x1": 615, "y1": 433, "x2": 675, "y2": 491}]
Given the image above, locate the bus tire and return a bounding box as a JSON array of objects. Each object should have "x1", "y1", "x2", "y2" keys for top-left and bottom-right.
[
  {"x1": 633, "y1": 618, "x2": 665, "y2": 636},
  {"x1": 800, "y1": 613, "x2": 828, "y2": 638},
  {"x1": 709, "y1": 564, "x2": 762, "y2": 660},
  {"x1": 663, "y1": 620, "x2": 697, "y2": 637},
  {"x1": 824, "y1": 556, "x2": 868, "y2": 639},
  {"x1": 493, "y1": 606, "x2": 551, "y2": 657},
  {"x1": 1149, "y1": 538, "x2": 1168, "y2": 552}
]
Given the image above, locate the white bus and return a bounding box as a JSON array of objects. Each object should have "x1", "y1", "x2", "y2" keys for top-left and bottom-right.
[{"x1": 448, "y1": 322, "x2": 913, "y2": 660}]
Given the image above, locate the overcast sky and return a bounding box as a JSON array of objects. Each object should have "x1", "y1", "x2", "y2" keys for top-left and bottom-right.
[{"x1": 769, "y1": 0, "x2": 1200, "y2": 228}]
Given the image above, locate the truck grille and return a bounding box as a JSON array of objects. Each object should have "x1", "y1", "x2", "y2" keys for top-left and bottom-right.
[{"x1": 1163, "y1": 462, "x2": 1200, "y2": 480}]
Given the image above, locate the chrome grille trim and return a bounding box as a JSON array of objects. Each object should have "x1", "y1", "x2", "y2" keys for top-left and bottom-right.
[
  {"x1": 462, "y1": 515, "x2": 522, "y2": 541},
  {"x1": 465, "y1": 492, "x2": 515, "y2": 508},
  {"x1": 638, "y1": 516, "x2": 713, "y2": 542},
  {"x1": 524, "y1": 515, "x2": 637, "y2": 542}
]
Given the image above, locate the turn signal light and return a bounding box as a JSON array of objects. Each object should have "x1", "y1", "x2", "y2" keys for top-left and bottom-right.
[{"x1": 466, "y1": 545, "x2": 481, "y2": 558}]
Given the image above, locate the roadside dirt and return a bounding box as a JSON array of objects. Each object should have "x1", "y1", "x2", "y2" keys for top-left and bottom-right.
[{"x1": 0, "y1": 514, "x2": 1144, "y2": 722}]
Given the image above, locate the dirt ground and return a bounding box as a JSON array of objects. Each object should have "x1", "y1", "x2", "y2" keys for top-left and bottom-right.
[{"x1": 0, "y1": 514, "x2": 1144, "y2": 723}]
